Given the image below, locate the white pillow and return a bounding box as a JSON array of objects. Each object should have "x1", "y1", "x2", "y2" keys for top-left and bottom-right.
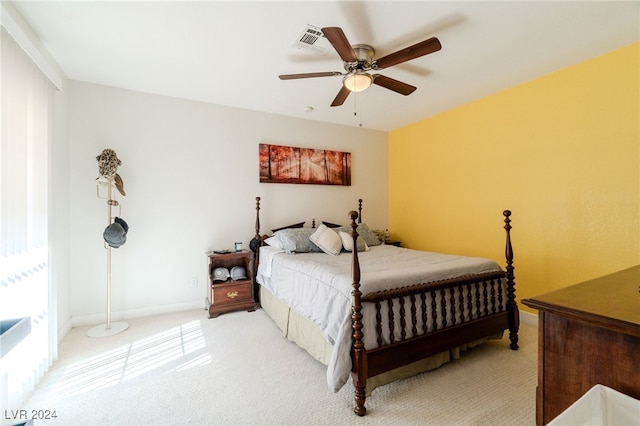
[
  {"x1": 309, "y1": 224, "x2": 343, "y2": 256},
  {"x1": 264, "y1": 236, "x2": 284, "y2": 250},
  {"x1": 339, "y1": 231, "x2": 368, "y2": 252}
]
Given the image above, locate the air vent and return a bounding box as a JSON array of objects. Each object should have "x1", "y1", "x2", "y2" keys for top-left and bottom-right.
[{"x1": 292, "y1": 25, "x2": 330, "y2": 55}]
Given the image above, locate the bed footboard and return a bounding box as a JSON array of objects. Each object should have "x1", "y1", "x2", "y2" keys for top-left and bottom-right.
[{"x1": 348, "y1": 210, "x2": 519, "y2": 416}]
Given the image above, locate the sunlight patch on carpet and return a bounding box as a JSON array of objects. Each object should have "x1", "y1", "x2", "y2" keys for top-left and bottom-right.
[{"x1": 49, "y1": 320, "x2": 209, "y2": 400}]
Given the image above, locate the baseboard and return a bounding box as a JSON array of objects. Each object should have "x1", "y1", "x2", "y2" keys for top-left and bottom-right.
[
  {"x1": 68, "y1": 300, "x2": 205, "y2": 329},
  {"x1": 58, "y1": 318, "x2": 73, "y2": 342},
  {"x1": 519, "y1": 310, "x2": 537, "y2": 327}
]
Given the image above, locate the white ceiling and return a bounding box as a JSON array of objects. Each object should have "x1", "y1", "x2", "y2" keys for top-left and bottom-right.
[{"x1": 11, "y1": 1, "x2": 640, "y2": 132}]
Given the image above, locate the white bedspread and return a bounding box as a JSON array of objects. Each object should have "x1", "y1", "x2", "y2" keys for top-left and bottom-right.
[{"x1": 256, "y1": 244, "x2": 502, "y2": 391}]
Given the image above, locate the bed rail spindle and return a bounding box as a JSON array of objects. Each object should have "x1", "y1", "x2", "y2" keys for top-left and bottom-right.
[
  {"x1": 421, "y1": 293, "x2": 428, "y2": 334},
  {"x1": 399, "y1": 296, "x2": 407, "y2": 341},
  {"x1": 490, "y1": 278, "x2": 497, "y2": 314},
  {"x1": 430, "y1": 289, "x2": 438, "y2": 332},
  {"x1": 349, "y1": 210, "x2": 367, "y2": 416},
  {"x1": 482, "y1": 281, "x2": 489, "y2": 316},
  {"x1": 474, "y1": 282, "x2": 481, "y2": 320},
  {"x1": 375, "y1": 301, "x2": 383, "y2": 347},
  {"x1": 441, "y1": 290, "x2": 448, "y2": 328},
  {"x1": 458, "y1": 286, "x2": 466, "y2": 323},
  {"x1": 410, "y1": 294, "x2": 418, "y2": 337},
  {"x1": 449, "y1": 288, "x2": 457, "y2": 326},
  {"x1": 387, "y1": 299, "x2": 396, "y2": 344},
  {"x1": 466, "y1": 285, "x2": 473, "y2": 321}
]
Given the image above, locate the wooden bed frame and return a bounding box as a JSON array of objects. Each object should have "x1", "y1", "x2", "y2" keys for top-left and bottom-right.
[{"x1": 251, "y1": 196, "x2": 519, "y2": 416}]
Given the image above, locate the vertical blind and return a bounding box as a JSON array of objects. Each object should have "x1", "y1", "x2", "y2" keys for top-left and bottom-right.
[{"x1": 0, "y1": 26, "x2": 55, "y2": 408}]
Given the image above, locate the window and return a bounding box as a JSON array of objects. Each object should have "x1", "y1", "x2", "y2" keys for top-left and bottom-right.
[{"x1": 1, "y1": 26, "x2": 55, "y2": 408}]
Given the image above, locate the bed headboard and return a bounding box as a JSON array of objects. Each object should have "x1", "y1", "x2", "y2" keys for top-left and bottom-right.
[{"x1": 250, "y1": 196, "x2": 363, "y2": 252}]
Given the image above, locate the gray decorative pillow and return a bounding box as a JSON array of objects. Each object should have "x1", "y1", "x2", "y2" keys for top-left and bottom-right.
[
  {"x1": 338, "y1": 223, "x2": 382, "y2": 247},
  {"x1": 273, "y1": 228, "x2": 322, "y2": 253}
]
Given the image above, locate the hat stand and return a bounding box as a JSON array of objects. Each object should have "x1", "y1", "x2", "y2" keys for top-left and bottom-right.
[{"x1": 88, "y1": 177, "x2": 129, "y2": 337}]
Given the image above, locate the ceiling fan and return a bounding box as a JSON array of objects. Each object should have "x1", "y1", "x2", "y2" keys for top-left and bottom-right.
[{"x1": 279, "y1": 27, "x2": 442, "y2": 107}]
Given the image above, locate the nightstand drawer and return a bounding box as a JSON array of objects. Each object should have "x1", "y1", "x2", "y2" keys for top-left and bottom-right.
[{"x1": 212, "y1": 280, "x2": 252, "y2": 306}]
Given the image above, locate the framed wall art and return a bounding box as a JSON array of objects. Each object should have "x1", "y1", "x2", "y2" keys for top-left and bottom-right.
[{"x1": 259, "y1": 143, "x2": 351, "y2": 186}]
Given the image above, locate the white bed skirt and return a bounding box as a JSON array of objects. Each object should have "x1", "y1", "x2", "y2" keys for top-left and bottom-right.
[{"x1": 259, "y1": 285, "x2": 492, "y2": 394}]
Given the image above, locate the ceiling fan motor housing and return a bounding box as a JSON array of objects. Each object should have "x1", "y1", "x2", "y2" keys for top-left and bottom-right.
[{"x1": 344, "y1": 44, "x2": 375, "y2": 72}]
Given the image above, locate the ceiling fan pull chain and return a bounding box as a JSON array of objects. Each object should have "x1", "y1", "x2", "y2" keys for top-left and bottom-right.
[{"x1": 353, "y1": 93, "x2": 363, "y2": 128}]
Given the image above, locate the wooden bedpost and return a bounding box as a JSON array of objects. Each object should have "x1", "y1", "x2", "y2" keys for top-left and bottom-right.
[
  {"x1": 503, "y1": 210, "x2": 519, "y2": 350},
  {"x1": 254, "y1": 197, "x2": 261, "y2": 241},
  {"x1": 357, "y1": 199, "x2": 363, "y2": 224},
  {"x1": 349, "y1": 210, "x2": 367, "y2": 416},
  {"x1": 250, "y1": 197, "x2": 262, "y2": 253},
  {"x1": 249, "y1": 197, "x2": 262, "y2": 303}
]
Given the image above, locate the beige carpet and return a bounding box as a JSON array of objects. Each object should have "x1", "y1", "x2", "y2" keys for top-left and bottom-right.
[{"x1": 20, "y1": 308, "x2": 537, "y2": 425}]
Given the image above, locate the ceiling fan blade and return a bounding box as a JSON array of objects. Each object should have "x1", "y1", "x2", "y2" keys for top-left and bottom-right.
[
  {"x1": 331, "y1": 86, "x2": 351, "y2": 107},
  {"x1": 279, "y1": 72, "x2": 342, "y2": 80},
  {"x1": 374, "y1": 37, "x2": 441, "y2": 70},
  {"x1": 372, "y1": 74, "x2": 417, "y2": 96},
  {"x1": 321, "y1": 27, "x2": 357, "y2": 63}
]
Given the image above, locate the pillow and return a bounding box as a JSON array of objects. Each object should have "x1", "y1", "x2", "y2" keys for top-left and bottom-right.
[
  {"x1": 339, "y1": 231, "x2": 368, "y2": 252},
  {"x1": 338, "y1": 222, "x2": 382, "y2": 247},
  {"x1": 309, "y1": 224, "x2": 343, "y2": 256},
  {"x1": 358, "y1": 223, "x2": 383, "y2": 246},
  {"x1": 264, "y1": 236, "x2": 283, "y2": 249},
  {"x1": 273, "y1": 228, "x2": 322, "y2": 253}
]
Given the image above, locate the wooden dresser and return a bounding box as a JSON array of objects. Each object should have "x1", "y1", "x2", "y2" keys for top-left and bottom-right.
[{"x1": 522, "y1": 265, "x2": 640, "y2": 425}]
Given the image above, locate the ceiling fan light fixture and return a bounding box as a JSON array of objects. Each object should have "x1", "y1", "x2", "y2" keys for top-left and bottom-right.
[{"x1": 343, "y1": 72, "x2": 372, "y2": 92}]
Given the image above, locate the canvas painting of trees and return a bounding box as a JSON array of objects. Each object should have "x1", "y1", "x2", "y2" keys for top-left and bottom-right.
[{"x1": 259, "y1": 143, "x2": 351, "y2": 186}]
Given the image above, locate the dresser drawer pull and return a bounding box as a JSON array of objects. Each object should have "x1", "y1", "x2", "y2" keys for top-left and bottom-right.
[{"x1": 226, "y1": 291, "x2": 239, "y2": 299}]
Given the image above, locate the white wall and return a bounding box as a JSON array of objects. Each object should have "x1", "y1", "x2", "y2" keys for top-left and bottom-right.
[{"x1": 68, "y1": 81, "x2": 388, "y2": 325}]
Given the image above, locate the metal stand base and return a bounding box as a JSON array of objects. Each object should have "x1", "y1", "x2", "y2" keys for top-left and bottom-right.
[{"x1": 87, "y1": 321, "x2": 129, "y2": 338}]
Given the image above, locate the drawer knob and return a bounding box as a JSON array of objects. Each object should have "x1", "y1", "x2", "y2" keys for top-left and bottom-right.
[{"x1": 227, "y1": 291, "x2": 239, "y2": 299}]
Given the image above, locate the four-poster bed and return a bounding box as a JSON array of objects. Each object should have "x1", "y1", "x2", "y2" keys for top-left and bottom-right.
[{"x1": 250, "y1": 196, "x2": 519, "y2": 416}]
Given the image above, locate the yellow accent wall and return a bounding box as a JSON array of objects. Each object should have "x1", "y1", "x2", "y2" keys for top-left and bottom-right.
[{"x1": 389, "y1": 42, "x2": 639, "y2": 311}]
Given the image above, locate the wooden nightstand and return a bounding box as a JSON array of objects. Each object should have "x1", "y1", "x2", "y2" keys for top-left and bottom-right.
[
  {"x1": 206, "y1": 250, "x2": 255, "y2": 318},
  {"x1": 385, "y1": 240, "x2": 402, "y2": 247}
]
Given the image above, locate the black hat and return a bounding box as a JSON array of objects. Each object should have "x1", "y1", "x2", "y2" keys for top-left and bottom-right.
[
  {"x1": 114, "y1": 217, "x2": 129, "y2": 233},
  {"x1": 103, "y1": 217, "x2": 129, "y2": 248}
]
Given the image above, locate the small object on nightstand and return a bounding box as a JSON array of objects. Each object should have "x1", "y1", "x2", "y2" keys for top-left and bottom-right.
[
  {"x1": 384, "y1": 229, "x2": 390, "y2": 243},
  {"x1": 206, "y1": 250, "x2": 255, "y2": 318}
]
